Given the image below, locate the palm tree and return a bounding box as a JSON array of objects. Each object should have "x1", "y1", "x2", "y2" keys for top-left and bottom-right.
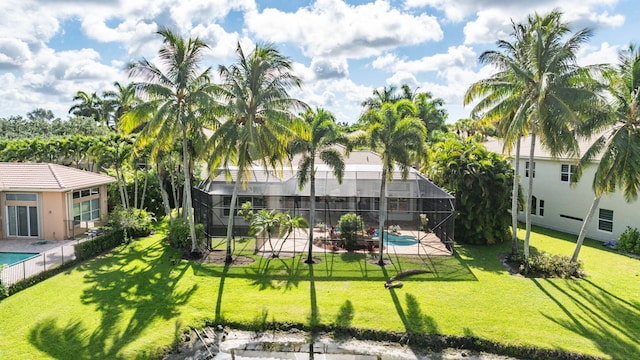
[
  {"x1": 571, "y1": 44, "x2": 640, "y2": 262},
  {"x1": 103, "y1": 82, "x2": 140, "y2": 128},
  {"x1": 289, "y1": 108, "x2": 347, "y2": 264},
  {"x1": 360, "y1": 85, "x2": 400, "y2": 113},
  {"x1": 249, "y1": 208, "x2": 281, "y2": 258},
  {"x1": 122, "y1": 28, "x2": 217, "y2": 254},
  {"x1": 206, "y1": 42, "x2": 307, "y2": 264},
  {"x1": 360, "y1": 99, "x2": 426, "y2": 265},
  {"x1": 275, "y1": 212, "x2": 309, "y2": 257},
  {"x1": 464, "y1": 10, "x2": 603, "y2": 264},
  {"x1": 69, "y1": 91, "x2": 105, "y2": 124}
]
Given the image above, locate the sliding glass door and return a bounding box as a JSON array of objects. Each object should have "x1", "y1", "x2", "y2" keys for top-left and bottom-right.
[{"x1": 7, "y1": 205, "x2": 39, "y2": 237}]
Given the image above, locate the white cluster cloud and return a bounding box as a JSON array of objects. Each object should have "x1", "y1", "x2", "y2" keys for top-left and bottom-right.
[
  {"x1": 245, "y1": 0, "x2": 443, "y2": 58},
  {"x1": 0, "y1": 0, "x2": 632, "y2": 124}
]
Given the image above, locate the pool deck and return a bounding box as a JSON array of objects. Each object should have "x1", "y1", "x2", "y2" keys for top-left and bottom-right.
[
  {"x1": 0, "y1": 238, "x2": 90, "y2": 285},
  {"x1": 255, "y1": 228, "x2": 452, "y2": 257},
  {"x1": 0, "y1": 238, "x2": 85, "y2": 254}
]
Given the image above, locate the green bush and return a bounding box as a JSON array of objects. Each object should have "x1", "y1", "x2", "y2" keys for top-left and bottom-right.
[
  {"x1": 426, "y1": 137, "x2": 513, "y2": 245},
  {"x1": 108, "y1": 207, "x2": 155, "y2": 239},
  {"x1": 617, "y1": 226, "x2": 640, "y2": 255},
  {"x1": 0, "y1": 266, "x2": 7, "y2": 299},
  {"x1": 338, "y1": 213, "x2": 364, "y2": 251},
  {"x1": 519, "y1": 252, "x2": 585, "y2": 279},
  {"x1": 167, "y1": 218, "x2": 205, "y2": 251},
  {"x1": 74, "y1": 229, "x2": 125, "y2": 261}
]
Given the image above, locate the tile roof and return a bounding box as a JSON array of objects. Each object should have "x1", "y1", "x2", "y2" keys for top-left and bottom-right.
[
  {"x1": 484, "y1": 134, "x2": 603, "y2": 161},
  {"x1": 0, "y1": 162, "x2": 116, "y2": 192}
]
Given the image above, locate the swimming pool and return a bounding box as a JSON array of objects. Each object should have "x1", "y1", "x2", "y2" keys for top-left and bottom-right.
[
  {"x1": 0, "y1": 252, "x2": 39, "y2": 266},
  {"x1": 375, "y1": 231, "x2": 419, "y2": 246}
]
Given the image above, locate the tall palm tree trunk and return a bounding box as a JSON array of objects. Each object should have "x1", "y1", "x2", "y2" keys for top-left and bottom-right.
[
  {"x1": 524, "y1": 133, "x2": 536, "y2": 264},
  {"x1": 181, "y1": 129, "x2": 198, "y2": 254},
  {"x1": 571, "y1": 195, "x2": 601, "y2": 262},
  {"x1": 156, "y1": 161, "x2": 173, "y2": 224},
  {"x1": 170, "y1": 158, "x2": 181, "y2": 217},
  {"x1": 133, "y1": 167, "x2": 139, "y2": 209},
  {"x1": 572, "y1": 168, "x2": 614, "y2": 262},
  {"x1": 226, "y1": 175, "x2": 242, "y2": 264},
  {"x1": 511, "y1": 137, "x2": 521, "y2": 256},
  {"x1": 305, "y1": 170, "x2": 316, "y2": 264},
  {"x1": 377, "y1": 168, "x2": 388, "y2": 266},
  {"x1": 115, "y1": 167, "x2": 128, "y2": 209},
  {"x1": 140, "y1": 164, "x2": 149, "y2": 209}
]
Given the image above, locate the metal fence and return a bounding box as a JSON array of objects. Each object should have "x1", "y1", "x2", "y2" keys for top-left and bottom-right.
[{"x1": 1, "y1": 241, "x2": 80, "y2": 286}]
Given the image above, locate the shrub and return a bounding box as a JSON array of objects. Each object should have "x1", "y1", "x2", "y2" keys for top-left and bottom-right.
[
  {"x1": 108, "y1": 207, "x2": 155, "y2": 239},
  {"x1": 617, "y1": 226, "x2": 640, "y2": 255},
  {"x1": 167, "y1": 218, "x2": 205, "y2": 251},
  {"x1": 519, "y1": 252, "x2": 585, "y2": 279},
  {"x1": 0, "y1": 266, "x2": 7, "y2": 300},
  {"x1": 338, "y1": 213, "x2": 364, "y2": 251},
  {"x1": 74, "y1": 229, "x2": 125, "y2": 261},
  {"x1": 426, "y1": 137, "x2": 513, "y2": 245}
]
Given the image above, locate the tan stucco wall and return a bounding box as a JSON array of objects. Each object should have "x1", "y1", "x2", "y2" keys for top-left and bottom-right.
[
  {"x1": 41, "y1": 191, "x2": 69, "y2": 240},
  {"x1": 1, "y1": 184, "x2": 110, "y2": 241}
]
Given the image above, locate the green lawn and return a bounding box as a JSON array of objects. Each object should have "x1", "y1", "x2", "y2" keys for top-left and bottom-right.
[{"x1": 0, "y1": 224, "x2": 638, "y2": 359}]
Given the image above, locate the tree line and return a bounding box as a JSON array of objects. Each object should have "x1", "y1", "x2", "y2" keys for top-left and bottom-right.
[{"x1": 5, "y1": 9, "x2": 637, "y2": 269}]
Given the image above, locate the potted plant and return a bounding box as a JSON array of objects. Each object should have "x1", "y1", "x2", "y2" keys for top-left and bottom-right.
[
  {"x1": 365, "y1": 226, "x2": 376, "y2": 237},
  {"x1": 389, "y1": 224, "x2": 401, "y2": 234}
]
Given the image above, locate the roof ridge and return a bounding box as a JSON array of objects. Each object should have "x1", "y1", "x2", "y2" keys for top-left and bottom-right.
[{"x1": 48, "y1": 163, "x2": 65, "y2": 189}]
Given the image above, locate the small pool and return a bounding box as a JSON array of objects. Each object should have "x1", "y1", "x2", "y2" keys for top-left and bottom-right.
[
  {"x1": 0, "y1": 252, "x2": 40, "y2": 266},
  {"x1": 378, "y1": 231, "x2": 419, "y2": 246}
]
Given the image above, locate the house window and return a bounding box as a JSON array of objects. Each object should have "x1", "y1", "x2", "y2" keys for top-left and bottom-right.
[
  {"x1": 598, "y1": 209, "x2": 613, "y2": 232},
  {"x1": 223, "y1": 196, "x2": 265, "y2": 216},
  {"x1": 73, "y1": 188, "x2": 99, "y2": 199},
  {"x1": 72, "y1": 187, "x2": 101, "y2": 222},
  {"x1": 561, "y1": 164, "x2": 577, "y2": 183},
  {"x1": 530, "y1": 196, "x2": 537, "y2": 215},
  {"x1": 73, "y1": 198, "x2": 100, "y2": 222},
  {"x1": 6, "y1": 193, "x2": 37, "y2": 201},
  {"x1": 525, "y1": 161, "x2": 535, "y2": 178},
  {"x1": 528, "y1": 196, "x2": 544, "y2": 216},
  {"x1": 388, "y1": 198, "x2": 409, "y2": 211},
  {"x1": 7, "y1": 205, "x2": 39, "y2": 237},
  {"x1": 6, "y1": 193, "x2": 39, "y2": 237}
]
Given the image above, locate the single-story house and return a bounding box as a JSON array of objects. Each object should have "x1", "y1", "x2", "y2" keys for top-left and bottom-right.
[
  {"x1": 0, "y1": 162, "x2": 116, "y2": 241},
  {"x1": 484, "y1": 136, "x2": 639, "y2": 242},
  {"x1": 193, "y1": 147, "x2": 456, "y2": 251}
]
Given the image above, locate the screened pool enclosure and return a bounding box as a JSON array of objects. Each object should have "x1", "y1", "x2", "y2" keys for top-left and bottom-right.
[{"x1": 193, "y1": 149, "x2": 455, "y2": 257}]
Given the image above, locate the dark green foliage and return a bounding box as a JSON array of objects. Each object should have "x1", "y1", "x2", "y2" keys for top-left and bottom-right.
[
  {"x1": 106, "y1": 169, "x2": 166, "y2": 217},
  {"x1": 427, "y1": 137, "x2": 513, "y2": 245},
  {"x1": 338, "y1": 213, "x2": 364, "y2": 251},
  {"x1": 0, "y1": 112, "x2": 111, "y2": 140},
  {"x1": 516, "y1": 252, "x2": 586, "y2": 279},
  {"x1": 167, "y1": 218, "x2": 205, "y2": 250},
  {"x1": 617, "y1": 226, "x2": 640, "y2": 255},
  {"x1": 0, "y1": 270, "x2": 8, "y2": 299},
  {"x1": 107, "y1": 207, "x2": 155, "y2": 239},
  {"x1": 74, "y1": 229, "x2": 125, "y2": 261}
]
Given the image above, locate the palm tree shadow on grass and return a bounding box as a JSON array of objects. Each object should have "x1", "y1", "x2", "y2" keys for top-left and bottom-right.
[
  {"x1": 532, "y1": 278, "x2": 640, "y2": 358},
  {"x1": 381, "y1": 266, "x2": 440, "y2": 335},
  {"x1": 29, "y1": 239, "x2": 197, "y2": 359}
]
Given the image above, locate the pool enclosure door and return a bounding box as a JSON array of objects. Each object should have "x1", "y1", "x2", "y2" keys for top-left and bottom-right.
[{"x1": 7, "y1": 205, "x2": 39, "y2": 237}]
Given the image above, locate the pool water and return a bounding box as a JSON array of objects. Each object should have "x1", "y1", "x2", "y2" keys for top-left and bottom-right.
[
  {"x1": 0, "y1": 252, "x2": 39, "y2": 266},
  {"x1": 374, "y1": 230, "x2": 419, "y2": 246}
]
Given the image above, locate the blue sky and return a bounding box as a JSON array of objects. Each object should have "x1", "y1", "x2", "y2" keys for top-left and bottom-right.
[{"x1": 0, "y1": 0, "x2": 638, "y2": 124}]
